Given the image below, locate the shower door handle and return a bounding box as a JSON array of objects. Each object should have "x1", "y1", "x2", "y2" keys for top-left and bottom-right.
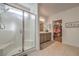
[{"x1": 20, "y1": 29, "x2": 23, "y2": 34}]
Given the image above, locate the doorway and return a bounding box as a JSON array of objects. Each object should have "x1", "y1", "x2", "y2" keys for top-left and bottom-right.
[{"x1": 53, "y1": 20, "x2": 62, "y2": 42}]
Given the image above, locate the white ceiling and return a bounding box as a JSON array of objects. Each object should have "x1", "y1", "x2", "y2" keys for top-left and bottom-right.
[{"x1": 39, "y1": 3, "x2": 79, "y2": 17}]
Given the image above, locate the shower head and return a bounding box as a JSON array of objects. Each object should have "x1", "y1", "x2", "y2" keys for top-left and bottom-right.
[
  {"x1": 4, "y1": 8, "x2": 9, "y2": 12},
  {"x1": 0, "y1": 8, "x2": 10, "y2": 15}
]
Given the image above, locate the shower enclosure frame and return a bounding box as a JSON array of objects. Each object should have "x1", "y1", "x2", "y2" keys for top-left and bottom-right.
[{"x1": 2, "y1": 3, "x2": 36, "y2": 55}]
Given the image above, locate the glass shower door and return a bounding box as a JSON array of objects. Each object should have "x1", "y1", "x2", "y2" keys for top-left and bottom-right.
[
  {"x1": 29, "y1": 14, "x2": 36, "y2": 48},
  {"x1": 24, "y1": 12, "x2": 36, "y2": 51},
  {"x1": 0, "y1": 4, "x2": 36, "y2": 55},
  {"x1": 0, "y1": 4, "x2": 23, "y2": 55}
]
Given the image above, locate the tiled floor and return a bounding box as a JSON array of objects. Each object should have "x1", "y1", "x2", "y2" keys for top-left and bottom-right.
[
  {"x1": 28, "y1": 41, "x2": 79, "y2": 56},
  {"x1": 40, "y1": 41, "x2": 54, "y2": 50}
]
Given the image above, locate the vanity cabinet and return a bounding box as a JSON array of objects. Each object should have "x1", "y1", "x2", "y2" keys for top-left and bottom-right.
[{"x1": 40, "y1": 32, "x2": 51, "y2": 44}]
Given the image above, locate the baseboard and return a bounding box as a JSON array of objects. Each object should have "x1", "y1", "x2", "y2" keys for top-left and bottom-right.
[{"x1": 62, "y1": 42, "x2": 79, "y2": 48}]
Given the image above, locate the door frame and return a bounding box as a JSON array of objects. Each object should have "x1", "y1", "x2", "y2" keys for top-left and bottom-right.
[{"x1": 53, "y1": 19, "x2": 62, "y2": 42}]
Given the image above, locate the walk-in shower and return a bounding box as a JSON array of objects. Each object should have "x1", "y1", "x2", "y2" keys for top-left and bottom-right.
[{"x1": 0, "y1": 3, "x2": 36, "y2": 56}]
